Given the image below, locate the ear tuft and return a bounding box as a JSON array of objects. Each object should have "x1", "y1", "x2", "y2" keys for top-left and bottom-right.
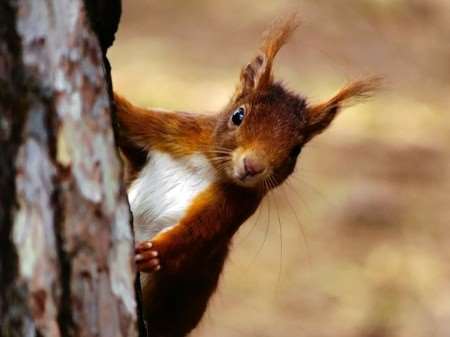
[
  {"x1": 305, "y1": 77, "x2": 381, "y2": 137},
  {"x1": 322, "y1": 77, "x2": 382, "y2": 109},
  {"x1": 260, "y1": 12, "x2": 300, "y2": 66},
  {"x1": 234, "y1": 13, "x2": 300, "y2": 100}
]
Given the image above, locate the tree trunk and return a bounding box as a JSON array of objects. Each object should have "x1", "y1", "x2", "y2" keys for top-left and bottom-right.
[{"x1": 0, "y1": 1, "x2": 138, "y2": 337}]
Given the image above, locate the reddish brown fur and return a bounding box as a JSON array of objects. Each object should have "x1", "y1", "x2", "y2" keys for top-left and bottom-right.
[
  {"x1": 140, "y1": 184, "x2": 261, "y2": 336},
  {"x1": 115, "y1": 15, "x2": 378, "y2": 337}
]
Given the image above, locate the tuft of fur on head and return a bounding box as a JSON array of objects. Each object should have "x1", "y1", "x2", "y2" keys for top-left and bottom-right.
[
  {"x1": 258, "y1": 12, "x2": 300, "y2": 85},
  {"x1": 261, "y1": 13, "x2": 300, "y2": 57},
  {"x1": 233, "y1": 13, "x2": 300, "y2": 100},
  {"x1": 313, "y1": 77, "x2": 381, "y2": 111},
  {"x1": 305, "y1": 77, "x2": 382, "y2": 138}
]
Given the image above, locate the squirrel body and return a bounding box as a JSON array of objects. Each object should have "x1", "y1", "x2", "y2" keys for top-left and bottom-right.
[
  {"x1": 115, "y1": 15, "x2": 378, "y2": 337},
  {"x1": 116, "y1": 96, "x2": 263, "y2": 336}
]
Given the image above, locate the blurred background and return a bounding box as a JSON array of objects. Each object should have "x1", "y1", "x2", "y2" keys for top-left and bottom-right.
[{"x1": 109, "y1": 1, "x2": 450, "y2": 336}]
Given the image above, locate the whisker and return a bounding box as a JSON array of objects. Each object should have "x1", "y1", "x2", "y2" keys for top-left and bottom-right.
[
  {"x1": 207, "y1": 146, "x2": 233, "y2": 153},
  {"x1": 208, "y1": 156, "x2": 230, "y2": 164},
  {"x1": 265, "y1": 177, "x2": 272, "y2": 191},
  {"x1": 290, "y1": 172, "x2": 328, "y2": 202},
  {"x1": 272, "y1": 190, "x2": 284, "y2": 291},
  {"x1": 208, "y1": 157, "x2": 229, "y2": 163},
  {"x1": 270, "y1": 175, "x2": 279, "y2": 190},
  {"x1": 284, "y1": 179, "x2": 311, "y2": 212},
  {"x1": 236, "y1": 197, "x2": 264, "y2": 245},
  {"x1": 206, "y1": 150, "x2": 232, "y2": 155},
  {"x1": 252, "y1": 187, "x2": 272, "y2": 262},
  {"x1": 266, "y1": 174, "x2": 278, "y2": 192},
  {"x1": 264, "y1": 177, "x2": 271, "y2": 193},
  {"x1": 281, "y1": 184, "x2": 312, "y2": 268},
  {"x1": 211, "y1": 163, "x2": 230, "y2": 172}
]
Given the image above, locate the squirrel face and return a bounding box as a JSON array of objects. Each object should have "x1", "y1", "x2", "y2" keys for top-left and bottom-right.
[
  {"x1": 209, "y1": 14, "x2": 379, "y2": 191},
  {"x1": 213, "y1": 83, "x2": 307, "y2": 189}
]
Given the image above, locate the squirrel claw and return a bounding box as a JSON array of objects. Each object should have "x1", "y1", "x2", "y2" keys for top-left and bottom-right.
[
  {"x1": 137, "y1": 257, "x2": 161, "y2": 273},
  {"x1": 135, "y1": 240, "x2": 161, "y2": 273}
]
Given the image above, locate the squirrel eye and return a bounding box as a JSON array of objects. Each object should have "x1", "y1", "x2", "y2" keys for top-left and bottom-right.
[
  {"x1": 231, "y1": 106, "x2": 245, "y2": 126},
  {"x1": 289, "y1": 144, "x2": 302, "y2": 158}
]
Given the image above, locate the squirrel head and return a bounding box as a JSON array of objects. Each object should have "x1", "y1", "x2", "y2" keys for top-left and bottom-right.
[{"x1": 212, "y1": 14, "x2": 379, "y2": 190}]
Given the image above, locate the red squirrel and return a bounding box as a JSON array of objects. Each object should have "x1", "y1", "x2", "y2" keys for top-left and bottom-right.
[{"x1": 115, "y1": 15, "x2": 378, "y2": 337}]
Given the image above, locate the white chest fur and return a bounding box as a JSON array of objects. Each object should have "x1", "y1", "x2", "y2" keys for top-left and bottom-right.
[{"x1": 128, "y1": 150, "x2": 215, "y2": 243}]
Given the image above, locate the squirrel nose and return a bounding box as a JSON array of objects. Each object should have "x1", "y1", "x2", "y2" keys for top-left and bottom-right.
[{"x1": 243, "y1": 157, "x2": 265, "y2": 177}]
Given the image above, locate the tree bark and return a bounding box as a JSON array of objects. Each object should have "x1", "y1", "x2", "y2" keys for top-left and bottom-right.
[{"x1": 0, "y1": 1, "x2": 137, "y2": 337}]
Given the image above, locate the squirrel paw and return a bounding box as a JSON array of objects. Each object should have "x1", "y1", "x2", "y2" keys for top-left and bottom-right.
[{"x1": 135, "y1": 240, "x2": 161, "y2": 273}]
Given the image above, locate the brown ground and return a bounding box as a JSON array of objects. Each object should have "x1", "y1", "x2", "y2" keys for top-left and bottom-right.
[{"x1": 110, "y1": 1, "x2": 450, "y2": 336}]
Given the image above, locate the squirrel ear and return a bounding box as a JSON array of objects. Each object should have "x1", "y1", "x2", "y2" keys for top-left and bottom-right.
[
  {"x1": 305, "y1": 78, "x2": 381, "y2": 138},
  {"x1": 233, "y1": 13, "x2": 300, "y2": 100}
]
